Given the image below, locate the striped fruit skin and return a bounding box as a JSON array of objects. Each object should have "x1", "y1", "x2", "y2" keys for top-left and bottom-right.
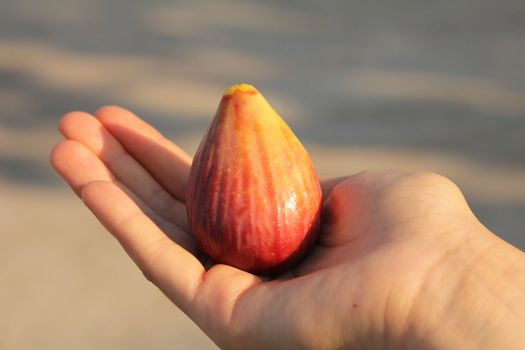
[{"x1": 186, "y1": 84, "x2": 322, "y2": 274}]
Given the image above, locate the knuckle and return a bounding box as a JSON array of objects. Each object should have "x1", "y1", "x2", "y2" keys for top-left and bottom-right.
[{"x1": 140, "y1": 238, "x2": 173, "y2": 285}]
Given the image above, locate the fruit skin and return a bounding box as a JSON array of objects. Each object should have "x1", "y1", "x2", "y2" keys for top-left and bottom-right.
[{"x1": 186, "y1": 83, "x2": 322, "y2": 274}]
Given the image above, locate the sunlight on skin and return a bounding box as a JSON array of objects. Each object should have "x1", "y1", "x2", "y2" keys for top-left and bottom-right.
[{"x1": 50, "y1": 106, "x2": 525, "y2": 350}]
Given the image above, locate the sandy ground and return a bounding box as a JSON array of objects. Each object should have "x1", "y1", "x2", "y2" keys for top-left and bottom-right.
[{"x1": 1, "y1": 1, "x2": 524, "y2": 349}]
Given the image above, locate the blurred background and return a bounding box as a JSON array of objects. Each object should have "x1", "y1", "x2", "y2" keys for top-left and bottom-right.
[{"x1": 1, "y1": 0, "x2": 524, "y2": 349}]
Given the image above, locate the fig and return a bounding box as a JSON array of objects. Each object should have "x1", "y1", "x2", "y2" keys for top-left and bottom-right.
[{"x1": 186, "y1": 83, "x2": 322, "y2": 274}]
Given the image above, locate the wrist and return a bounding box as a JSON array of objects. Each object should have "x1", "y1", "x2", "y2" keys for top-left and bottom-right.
[{"x1": 403, "y1": 226, "x2": 525, "y2": 349}]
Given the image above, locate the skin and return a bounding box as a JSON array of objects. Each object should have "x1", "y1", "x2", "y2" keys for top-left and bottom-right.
[{"x1": 50, "y1": 106, "x2": 525, "y2": 349}]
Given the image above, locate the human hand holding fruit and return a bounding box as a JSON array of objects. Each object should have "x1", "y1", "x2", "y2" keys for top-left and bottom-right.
[{"x1": 51, "y1": 85, "x2": 525, "y2": 349}]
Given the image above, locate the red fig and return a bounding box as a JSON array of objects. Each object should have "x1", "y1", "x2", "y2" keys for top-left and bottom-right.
[{"x1": 186, "y1": 83, "x2": 322, "y2": 274}]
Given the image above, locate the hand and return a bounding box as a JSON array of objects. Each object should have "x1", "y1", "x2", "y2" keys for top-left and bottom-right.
[{"x1": 51, "y1": 106, "x2": 525, "y2": 349}]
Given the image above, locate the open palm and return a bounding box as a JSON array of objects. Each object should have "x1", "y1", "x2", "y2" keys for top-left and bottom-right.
[{"x1": 51, "y1": 106, "x2": 487, "y2": 349}]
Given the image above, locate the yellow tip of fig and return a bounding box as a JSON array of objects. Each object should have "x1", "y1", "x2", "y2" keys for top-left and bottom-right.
[{"x1": 224, "y1": 83, "x2": 258, "y2": 96}]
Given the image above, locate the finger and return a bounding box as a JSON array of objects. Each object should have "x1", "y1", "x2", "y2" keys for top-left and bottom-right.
[
  {"x1": 51, "y1": 140, "x2": 196, "y2": 250},
  {"x1": 81, "y1": 180, "x2": 204, "y2": 315},
  {"x1": 50, "y1": 139, "x2": 115, "y2": 195},
  {"x1": 59, "y1": 111, "x2": 188, "y2": 231},
  {"x1": 118, "y1": 184, "x2": 198, "y2": 253},
  {"x1": 96, "y1": 106, "x2": 191, "y2": 202},
  {"x1": 320, "y1": 176, "x2": 348, "y2": 199}
]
